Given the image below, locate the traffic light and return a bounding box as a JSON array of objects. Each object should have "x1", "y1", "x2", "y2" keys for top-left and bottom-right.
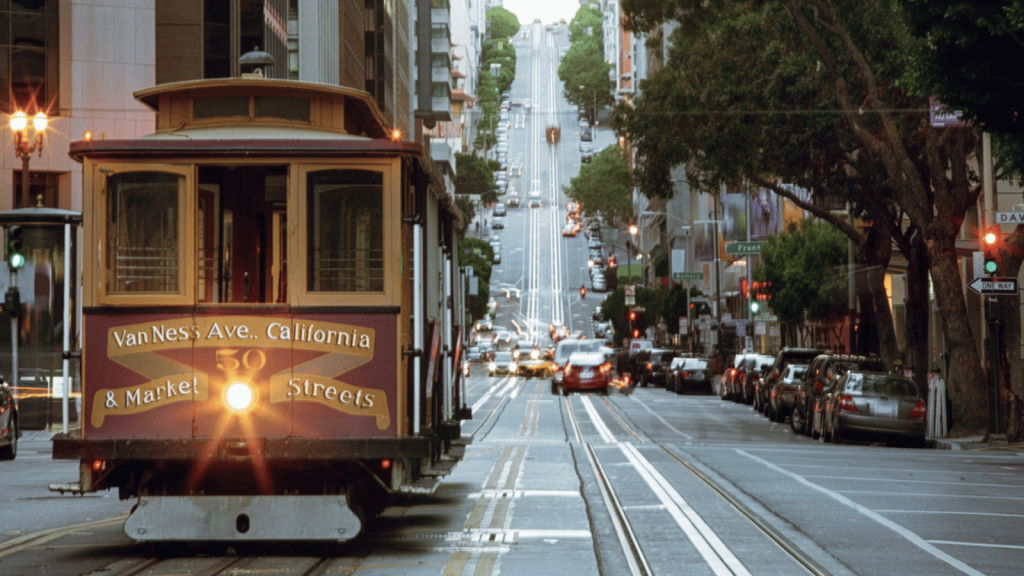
[
  {"x1": 6, "y1": 225, "x2": 24, "y2": 271},
  {"x1": 629, "y1": 311, "x2": 637, "y2": 322},
  {"x1": 982, "y1": 228, "x2": 1000, "y2": 276},
  {"x1": 740, "y1": 277, "x2": 749, "y2": 299},
  {"x1": 608, "y1": 254, "x2": 617, "y2": 268},
  {"x1": 4, "y1": 287, "x2": 19, "y2": 317},
  {"x1": 580, "y1": 285, "x2": 586, "y2": 299}
]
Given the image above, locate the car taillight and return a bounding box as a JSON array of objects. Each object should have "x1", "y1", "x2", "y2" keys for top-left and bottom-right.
[
  {"x1": 646, "y1": 362, "x2": 652, "y2": 370},
  {"x1": 680, "y1": 371, "x2": 690, "y2": 379},
  {"x1": 599, "y1": 363, "x2": 612, "y2": 374},
  {"x1": 839, "y1": 394, "x2": 858, "y2": 412},
  {"x1": 909, "y1": 400, "x2": 926, "y2": 420},
  {"x1": 729, "y1": 368, "x2": 736, "y2": 377}
]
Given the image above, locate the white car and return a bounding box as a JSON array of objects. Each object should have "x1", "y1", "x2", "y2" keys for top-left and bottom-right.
[{"x1": 527, "y1": 190, "x2": 543, "y2": 208}]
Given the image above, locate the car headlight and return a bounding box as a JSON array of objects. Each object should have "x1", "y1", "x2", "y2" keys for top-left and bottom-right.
[
  {"x1": 510, "y1": 363, "x2": 518, "y2": 373},
  {"x1": 488, "y1": 362, "x2": 497, "y2": 371},
  {"x1": 531, "y1": 350, "x2": 540, "y2": 360},
  {"x1": 224, "y1": 381, "x2": 256, "y2": 412}
]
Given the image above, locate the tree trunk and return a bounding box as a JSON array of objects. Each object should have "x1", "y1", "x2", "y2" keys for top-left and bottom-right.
[
  {"x1": 863, "y1": 223, "x2": 898, "y2": 367},
  {"x1": 998, "y1": 227, "x2": 1024, "y2": 441},
  {"x1": 904, "y1": 236, "x2": 932, "y2": 398},
  {"x1": 926, "y1": 236, "x2": 989, "y2": 435}
]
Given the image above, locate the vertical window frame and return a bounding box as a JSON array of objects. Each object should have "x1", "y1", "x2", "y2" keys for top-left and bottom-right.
[
  {"x1": 92, "y1": 163, "x2": 195, "y2": 307},
  {"x1": 296, "y1": 160, "x2": 398, "y2": 307}
]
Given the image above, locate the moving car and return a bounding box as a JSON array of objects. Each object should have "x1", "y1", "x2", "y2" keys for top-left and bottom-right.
[
  {"x1": 488, "y1": 351, "x2": 517, "y2": 377},
  {"x1": 493, "y1": 203, "x2": 507, "y2": 217},
  {"x1": 491, "y1": 216, "x2": 504, "y2": 229},
  {"x1": 562, "y1": 223, "x2": 577, "y2": 236},
  {"x1": 551, "y1": 338, "x2": 603, "y2": 393},
  {"x1": 507, "y1": 193, "x2": 520, "y2": 208},
  {"x1": 475, "y1": 318, "x2": 493, "y2": 332},
  {"x1": 560, "y1": 352, "x2": 613, "y2": 395},
  {"x1": 527, "y1": 190, "x2": 543, "y2": 208},
  {"x1": 818, "y1": 371, "x2": 926, "y2": 446}
]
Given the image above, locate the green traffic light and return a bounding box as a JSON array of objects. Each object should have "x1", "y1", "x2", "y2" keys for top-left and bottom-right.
[
  {"x1": 9, "y1": 253, "x2": 23, "y2": 269},
  {"x1": 984, "y1": 259, "x2": 998, "y2": 275},
  {"x1": 750, "y1": 301, "x2": 760, "y2": 313}
]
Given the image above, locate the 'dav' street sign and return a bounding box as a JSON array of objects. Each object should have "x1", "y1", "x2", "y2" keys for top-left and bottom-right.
[{"x1": 968, "y1": 277, "x2": 1018, "y2": 296}]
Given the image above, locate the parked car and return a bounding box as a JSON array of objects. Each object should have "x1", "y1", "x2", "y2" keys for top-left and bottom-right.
[
  {"x1": 733, "y1": 354, "x2": 775, "y2": 404},
  {"x1": 767, "y1": 363, "x2": 809, "y2": 422},
  {"x1": 794, "y1": 353, "x2": 888, "y2": 437},
  {"x1": 818, "y1": 370, "x2": 926, "y2": 446},
  {"x1": 755, "y1": 347, "x2": 823, "y2": 413},
  {"x1": 594, "y1": 321, "x2": 613, "y2": 339},
  {"x1": 561, "y1": 352, "x2": 613, "y2": 395},
  {"x1": 636, "y1": 349, "x2": 676, "y2": 387},
  {"x1": 668, "y1": 357, "x2": 709, "y2": 394},
  {"x1": 721, "y1": 353, "x2": 752, "y2": 401},
  {"x1": 0, "y1": 375, "x2": 20, "y2": 460}
]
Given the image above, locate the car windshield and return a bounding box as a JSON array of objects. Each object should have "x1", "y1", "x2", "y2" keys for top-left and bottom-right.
[
  {"x1": 845, "y1": 373, "x2": 918, "y2": 396},
  {"x1": 494, "y1": 352, "x2": 513, "y2": 362}
]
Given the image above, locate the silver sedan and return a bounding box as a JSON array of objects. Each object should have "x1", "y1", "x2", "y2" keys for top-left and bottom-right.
[{"x1": 819, "y1": 370, "x2": 927, "y2": 447}]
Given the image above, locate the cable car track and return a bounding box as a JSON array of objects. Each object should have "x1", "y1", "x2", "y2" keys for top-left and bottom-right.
[{"x1": 565, "y1": 393, "x2": 831, "y2": 576}]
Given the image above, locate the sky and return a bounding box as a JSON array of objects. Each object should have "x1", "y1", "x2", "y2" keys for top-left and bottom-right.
[{"x1": 502, "y1": 0, "x2": 582, "y2": 27}]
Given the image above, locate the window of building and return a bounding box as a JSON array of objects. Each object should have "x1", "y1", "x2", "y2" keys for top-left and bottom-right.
[
  {"x1": 11, "y1": 170, "x2": 57, "y2": 208},
  {"x1": 204, "y1": 0, "x2": 231, "y2": 78},
  {"x1": 0, "y1": 0, "x2": 59, "y2": 114},
  {"x1": 307, "y1": 169, "x2": 384, "y2": 293}
]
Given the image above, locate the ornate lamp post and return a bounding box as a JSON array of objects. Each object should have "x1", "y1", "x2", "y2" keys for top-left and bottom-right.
[{"x1": 10, "y1": 110, "x2": 48, "y2": 205}]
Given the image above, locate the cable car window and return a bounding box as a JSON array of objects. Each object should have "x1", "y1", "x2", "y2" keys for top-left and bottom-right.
[
  {"x1": 255, "y1": 95, "x2": 310, "y2": 122},
  {"x1": 307, "y1": 169, "x2": 384, "y2": 293},
  {"x1": 106, "y1": 172, "x2": 182, "y2": 293},
  {"x1": 194, "y1": 95, "x2": 248, "y2": 119}
]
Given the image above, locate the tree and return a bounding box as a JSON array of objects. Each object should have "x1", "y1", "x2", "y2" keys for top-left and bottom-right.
[
  {"x1": 563, "y1": 145, "x2": 632, "y2": 227},
  {"x1": 487, "y1": 7, "x2": 521, "y2": 39},
  {"x1": 459, "y1": 238, "x2": 496, "y2": 321},
  {"x1": 569, "y1": 5, "x2": 602, "y2": 43},
  {"x1": 616, "y1": 0, "x2": 991, "y2": 435},
  {"x1": 558, "y1": 36, "x2": 612, "y2": 124},
  {"x1": 754, "y1": 219, "x2": 849, "y2": 342},
  {"x1": 474, "y1": 73, "x2": 500, "y2": 153},
  {"x1": 898, "y1": 0, "x2": 1024, "y2": 439},
  {"x1": 454, "y1": 152, "x2": 497, "y2": 197}
]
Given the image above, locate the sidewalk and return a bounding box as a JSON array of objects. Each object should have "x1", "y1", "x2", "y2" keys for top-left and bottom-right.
[{"x1": 930, "y1": 435, "x2": 1024, "y2": 452}]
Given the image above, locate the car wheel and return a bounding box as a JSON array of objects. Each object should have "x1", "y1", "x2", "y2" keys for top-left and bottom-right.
[
  {"x1": 562, "y1": 386, "x2": 570, "y2": 397},
  {"x1": 0, "y1": 417, "x2": 17, "y2": 461},
  {"x1": 790, "y1": 406, "x2": 805, "y2": 434},
  {"x1": 831, "y1": 417, "x2": 843, "y2": 444},
  {"x1": 551, "y1": 381, "x2": 558, "y2": 395},
  {"x1": 773, "y1": 405, "x2": 785, "y2": 423},
  {"x1": 753, "y1": 393, "x2": 761, "y2": 412}
]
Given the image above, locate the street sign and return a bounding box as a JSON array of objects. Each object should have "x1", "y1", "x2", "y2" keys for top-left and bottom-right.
[
  {"x1": 968, "y1": 277, "x2": 1019, "y2": 296},
  {"x1": 632, "y1": 307, "x2": 646, "y2": 312},
  {"x1": 625, "y1": 295, "x2": 635, "y2": 306},
  {"x1": 679, "y1": 317, "x2": 688, "y2": 333},
  {"x1": 624, "y1": 285, "x2": 636, "y2": 296},
  {"x1": 691, "y1": 296, "x2": 710, "y2": 303},
  {"x1": 752, "y1": 313, "x2": 778, "y2": 322},
  {"x1": 769, "y1": 325, "x2": 781, "y2": 338},
  {"x1": 754, "y1": 322, "x2": 766, "y2": 335},
  {"x1": 722, "y1": 313, "x2": 732, "y2": 322},
  {"x1": 996, "y1": 212, "x2": 1024, "y2": 224},
  {"x1": 725, "y1": 241, "x2": 763, "y2": 256},
  {"x1": 673, "y1": 272, "x2": 704, "y2": 281}
]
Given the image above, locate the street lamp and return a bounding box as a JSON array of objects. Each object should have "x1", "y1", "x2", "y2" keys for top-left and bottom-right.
[
  {"x1": 628, "y1": 223, "x2": 638, "y2": 285},
  {"x1": 10, "y1": 110, "x2": 48, "y2": 205}
]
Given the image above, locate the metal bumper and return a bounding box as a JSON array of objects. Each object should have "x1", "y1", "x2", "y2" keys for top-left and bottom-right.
[
  {"x1": 52, "y1": 437, "x2": 432, "y2": 461},
  {"x1": 124, "y1": 495, "x2": 361, "y2": 541}
]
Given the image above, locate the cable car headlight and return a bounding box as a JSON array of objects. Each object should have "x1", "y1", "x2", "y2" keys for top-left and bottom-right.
[
  {"x1": 225, "y1": 381, "x2": 257, "y2": 412},
  {"x1": 531, "y1": 349, "x2": 540, "y2": 360}
]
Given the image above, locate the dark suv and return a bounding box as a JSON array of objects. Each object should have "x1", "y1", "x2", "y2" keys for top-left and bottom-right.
[
  {"x1": 754, "y1": 348, "x2": 823, "y2": 414},
  {"x1": 636, "y1": 349, "x2": 676, "y2": 387},
  {"x1": 790, "y1": 353, "x2": 887, "y2": 436}
]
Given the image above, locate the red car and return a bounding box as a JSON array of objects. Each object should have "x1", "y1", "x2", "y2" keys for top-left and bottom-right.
[{"x1": 561, "y1": 352, "x2": 613, "y2": 395}]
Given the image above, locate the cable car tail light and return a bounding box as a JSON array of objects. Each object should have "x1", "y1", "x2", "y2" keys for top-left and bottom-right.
[{"x1": 224, "y1": 381, "x2": 257, "y2": 412}]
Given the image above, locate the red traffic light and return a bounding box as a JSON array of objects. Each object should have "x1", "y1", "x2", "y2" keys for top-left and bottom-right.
[
  {"x1": 580, "y1": 286, "x2": 586, "y2": 299},
  {"x1": 629, "y1": 311, "x2": 636, "y2": 321}
]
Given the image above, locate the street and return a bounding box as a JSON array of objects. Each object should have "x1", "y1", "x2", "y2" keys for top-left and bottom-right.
[{"x1": 0, "y1": 21, "x2": 1022, "y2": 576}]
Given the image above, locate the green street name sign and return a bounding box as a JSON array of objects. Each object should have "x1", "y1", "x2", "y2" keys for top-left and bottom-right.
[
  {"x1": 725, "y1": 241, "x2": 763, "y2": 255},
  {"x1": 673, "y1": 272, "x2": 704, "y2": 281}
]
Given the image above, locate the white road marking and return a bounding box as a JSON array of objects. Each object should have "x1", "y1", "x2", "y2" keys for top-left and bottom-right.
[{"x1": 737, "y1": 449, "x2": 986, "y2": 576}]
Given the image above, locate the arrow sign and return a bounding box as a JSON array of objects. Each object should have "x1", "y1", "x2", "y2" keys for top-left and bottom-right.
[{"x1": 969, "y1": 277, "x2": 1019, "y2": 296}]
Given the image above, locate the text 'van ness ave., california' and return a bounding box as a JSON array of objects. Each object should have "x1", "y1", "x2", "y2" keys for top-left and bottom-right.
[{"x1": 108, "y1": 318, "x2": 374, "y2": 353}]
